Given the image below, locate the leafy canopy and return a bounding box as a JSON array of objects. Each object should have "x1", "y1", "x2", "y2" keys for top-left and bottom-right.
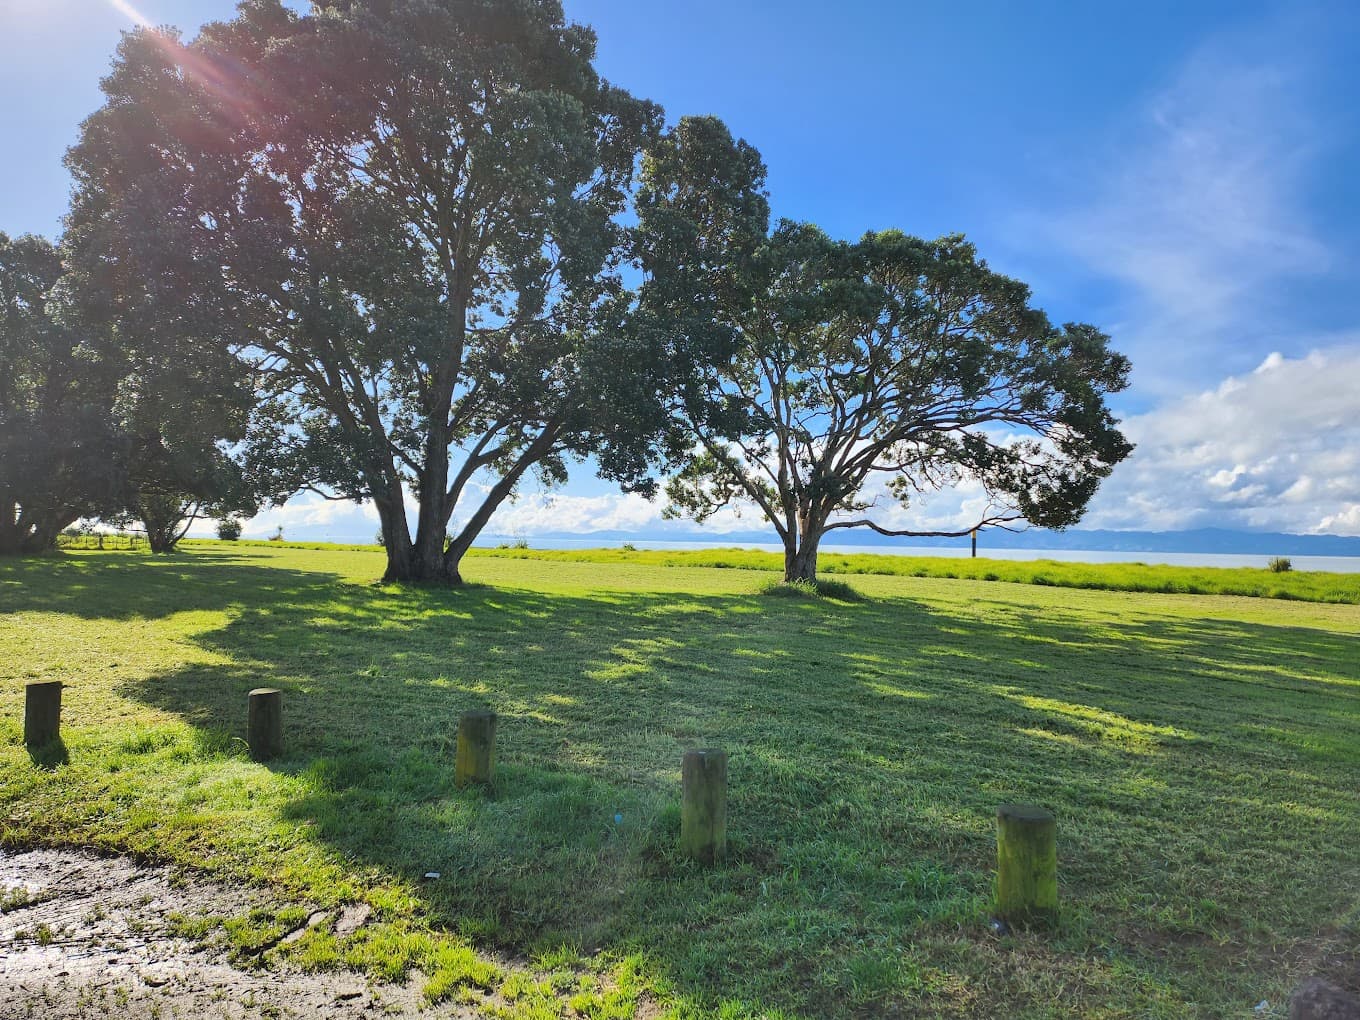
[
  {"x1": 653, "y1": 210, "x2": 1133, "y2": 578},
  {"x1": 68, "y1": 0, "x2": 758, "y2": 582}
]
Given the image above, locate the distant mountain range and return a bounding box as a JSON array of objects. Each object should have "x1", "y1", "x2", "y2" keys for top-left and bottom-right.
[{"x1": 515, "y1": 526, "x2": 1360, "y2": 558}]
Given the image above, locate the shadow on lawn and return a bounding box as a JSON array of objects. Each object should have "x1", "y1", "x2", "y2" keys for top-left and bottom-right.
[
  {"x1": 0, "y1": 548, "x2": 350, "y2": 621},
  {"x1": 24, "y1": 551, "x2": 1360, "y2": 1015}
]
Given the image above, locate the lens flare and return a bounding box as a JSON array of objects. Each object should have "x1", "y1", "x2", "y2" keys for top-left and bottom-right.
[
  {"x1": 107, "y1": 0, "x2": 153, "y2": 27},
  {"x1": 104, "y1": 0, "x2": 262, "y2": 121}
]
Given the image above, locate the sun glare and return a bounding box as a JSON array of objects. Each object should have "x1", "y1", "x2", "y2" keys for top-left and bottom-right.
[{"x1": 107, "y1": 0, "x2": 153, "y2": 27}]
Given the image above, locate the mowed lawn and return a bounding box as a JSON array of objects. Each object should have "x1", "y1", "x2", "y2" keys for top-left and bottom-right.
[{"x1": 1, "y1": 545, "x2": 1357, "y2": 1019}]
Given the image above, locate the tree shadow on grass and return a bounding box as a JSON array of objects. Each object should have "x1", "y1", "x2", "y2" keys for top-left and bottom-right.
[
  {"x1": 101, "y1": 558, "x2": 1360, "y2": 1016},
  {"x1": 0, "y1": 548, "x2": 352, "y2": 621}
]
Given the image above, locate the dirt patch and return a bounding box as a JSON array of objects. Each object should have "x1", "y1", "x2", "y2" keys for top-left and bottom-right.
[{"x1": 0, "y1": 847, "x2": 475, "y2": 1018}]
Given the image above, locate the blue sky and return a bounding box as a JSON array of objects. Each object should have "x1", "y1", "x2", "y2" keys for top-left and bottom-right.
[{"x1": 4, "y1": 0, "x2": 1359, "y2": 541}]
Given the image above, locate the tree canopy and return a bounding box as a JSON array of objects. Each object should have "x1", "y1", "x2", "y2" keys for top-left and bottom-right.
[
  {"x1": 656, "y1": 215, "x2": 1134, "y2": 582},
  {"x1": 66, "y1": 0, "x2": 763, "y2": 583},
  {"x1": 8, "y1": 1, "x2": 1132, "y2": 574},
  {"x1": 0, "y1": 233, "x2": 124, "y2": 555}
]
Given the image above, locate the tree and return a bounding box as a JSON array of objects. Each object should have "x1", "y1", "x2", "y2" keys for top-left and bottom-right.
[
  {"x1": 0, "y1": 233, "x2": 123, "y2": 555},
  {"x1": 657, "y1": 221, "x2": 1134, "y2": 583},
  {"x1": 62, "y1": 44, "x2": 271, "y2": 555},
  {"x1": 71, "y1": 2, "x2": 751, "y2": 585}
]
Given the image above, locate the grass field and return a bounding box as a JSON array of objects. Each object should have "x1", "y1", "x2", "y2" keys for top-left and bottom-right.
[
  {"x1": 2, "y1": 544, "x2": 1358, "y2": 1018},
  {"x1": 461, "y1": 544, "x2": 1360, "y2": 605}
]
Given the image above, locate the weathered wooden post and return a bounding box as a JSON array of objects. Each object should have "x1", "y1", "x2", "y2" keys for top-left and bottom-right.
[
  {"x1": 24, "y1": 681, "x2": 62, "y2": 747},
  {"x1": 995, "y1": 803, "x2": 1058, "y2": 927},
  {"x1": 247, "y1": 688, "x2": 283, "y2": 762},
  {"x1": 680, "y1": 748, "x2": 727, "y2": 865},
  {"x1": 455, "y1": 709, "x2": 498, "y2": 788}
]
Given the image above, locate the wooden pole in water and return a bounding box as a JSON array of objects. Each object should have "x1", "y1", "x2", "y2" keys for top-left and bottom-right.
[
  {"x1": 247, "y1": 688, "x2": 283, "y2": 762},
  {"x1": 455, "y1": 709, "x2": 498, "y2": 788},
  {"x1": 680, "y1": 748, "x2": 728, "y2": 865},
  {"x1": 24, "y1": 680, "x2": 62, "y2": 747},
  {"x1": 995, "y1": 804, "x2": 1058, "y2": 927}
]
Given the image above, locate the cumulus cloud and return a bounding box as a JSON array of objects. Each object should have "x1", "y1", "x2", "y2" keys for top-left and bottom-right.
[
  {"x1": 480, "y1": 491, "x2": 661, "y2": 535},
  {"x1": 186, "y1": 495, "x2": 378, "y2": 541},
  {"x1": 1085, "y1": 345, "x2": 1360, "y2": 534}
]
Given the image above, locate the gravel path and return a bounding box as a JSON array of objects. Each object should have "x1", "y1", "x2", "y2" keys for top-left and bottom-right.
[{"x1": 0, "y1": 847, "x2": 476, "y2": 1018}]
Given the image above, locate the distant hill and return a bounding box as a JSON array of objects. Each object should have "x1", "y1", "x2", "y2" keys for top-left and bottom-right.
[{"x1": 519, "y1": 526, "x2": 1360, "y2": 558}]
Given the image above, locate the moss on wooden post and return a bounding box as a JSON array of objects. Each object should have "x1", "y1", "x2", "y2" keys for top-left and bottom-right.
[
  {"x1": 995, "y1": 803, "x2": 1057, "y2": 927},
  {"x1": 680, "y1": 748, "x2": 727, "y2": 865},
  {"x1": 247, "y1": 688, "x2": 283, "y2": 762},
  {"x1": 455, "y1": 709, "x2": 497, "y2": 788},
  {"x1": 24, "y1": 680, "x2": 62, "y2": 747}
]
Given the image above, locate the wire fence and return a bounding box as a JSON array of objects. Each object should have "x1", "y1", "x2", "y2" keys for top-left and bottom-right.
[{"x1": 57, "y1": 532, "x2": 146, "y2": 551}]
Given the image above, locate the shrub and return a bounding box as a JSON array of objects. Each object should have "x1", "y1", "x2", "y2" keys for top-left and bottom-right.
[
  {"x1": 756, "y1": 577, "x2": 862, "y2": 602},
  {"x1": 1268, "y1": 557, "x2": 1293, "y2": 573},
  {"x1": 216, "y1": 519, "x2": 243, "y2": 541},
  {"x1": 621, "y1": 542, "x2": 637, "y2": 552},
  {"x1": 267, "y1": 526, "x2": 284, "y2": 543}
]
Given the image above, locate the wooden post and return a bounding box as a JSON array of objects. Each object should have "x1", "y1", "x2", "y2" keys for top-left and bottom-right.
[
  {"x1": 24, "y1": 681, "x2": 62, "y2": 747},
  {"x1": 680, "y1": 748, "x2": 727, "y2": 865},
  {"x1": 247, "y1": 688, "x2": 283, "y2": 762},
  {"x1": 995, "y1": 804, "x2": 1057, "y2": 927},
  {"x1": 455, "y1": 710, "x2": 497, "y2": 788}
]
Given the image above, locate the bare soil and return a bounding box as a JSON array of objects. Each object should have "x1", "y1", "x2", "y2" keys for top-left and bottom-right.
[{"x1": 0, "y1": 847, "x2": 475, "y2": 1018}]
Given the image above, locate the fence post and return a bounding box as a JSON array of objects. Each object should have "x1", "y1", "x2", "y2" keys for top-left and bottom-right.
[
  {"x1": 455, "y1": 710, "x2": 498, "y2": 788},
  {"x1": 995, "y1": 804, "x2": 1057, "y2": 927},
  {"x1": 24, "y1": 681, "x2": 62, "y2": 747},
  {"x1": 247, "y1": 688, "x2": 283, "y2": 762},
  {"x1": 681, "y1": 748, "x2": 728, "y2": 865}
]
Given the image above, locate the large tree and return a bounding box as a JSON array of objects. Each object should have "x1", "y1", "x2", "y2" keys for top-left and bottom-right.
[
  {"x1": 0, "y1": 233, "x2": 123, "y2": 555},
  {"x1": 64, "y1": 39, "x2": 271, "y2": 554},
  {"x1": 655, "y1": 219, "x2": 1135, "y2": 583},
  {"x1": 71, "y1": 1, "x2": 752, "y2": 584}
]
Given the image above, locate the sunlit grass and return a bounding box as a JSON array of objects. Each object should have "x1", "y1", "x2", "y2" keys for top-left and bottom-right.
[
  {"x1": 2, "y1": 544, "x2": 1358, "y2": 1017},
  {"x1": 461, "y1": 542, "x2": 1360, "y2": 604}
]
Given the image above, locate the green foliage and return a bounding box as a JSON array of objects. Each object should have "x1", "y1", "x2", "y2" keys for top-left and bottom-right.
[
  {"x1": 0, "y1": 232, "x2": 124, "y2": 554},
  {"x1": 756, "y1": 576, "x2": 861, "y2": 601},
  {"x1": 67, "y1": 4, "x2": 761, "y2": 585},
  {"x1": 638, "y1": 157, "x2": 1135, "y2": 582},
  {"x1": 216, "y1": 519, "x2": 243, "y2": 542},
  {"x1": 2, "y1": 545, "x2": 1356, "y2": 1018},
  {"x1": 1268, "y1": 557, "x2": 1293, "y2": 573}
]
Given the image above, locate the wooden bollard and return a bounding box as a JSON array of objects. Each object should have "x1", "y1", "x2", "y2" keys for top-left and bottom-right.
[
  {"x1": 995, "y1": 803, "x2": 1058, "y2": 927},
  {"x1": 680, "y1": 748, "x2": 727, "y2": 865},
  {"x1": 455, "y1": 710, "x2": 497, "y2": 788},
  {"x1": 247, "y1": 688, "x2": 283, "y2": 762},
  {"x1": 24, "y1": 680, "x2": 62, "y2": 747}
]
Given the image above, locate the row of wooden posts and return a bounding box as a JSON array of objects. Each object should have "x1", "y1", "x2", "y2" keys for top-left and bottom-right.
[{"x1": 21, "y1": 680, "x2": 1059, "y2": 928}]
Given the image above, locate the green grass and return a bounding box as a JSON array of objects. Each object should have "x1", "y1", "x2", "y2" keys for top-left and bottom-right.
[
  {"x1": 2, "y1": 544, "x2": 1358, "y2": 1018},
  {"x1": 463, "y1": 543, "x2": 1360, "y2": 604}
]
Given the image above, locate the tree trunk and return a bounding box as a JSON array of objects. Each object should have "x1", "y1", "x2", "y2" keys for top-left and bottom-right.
[
  {"x1": 0, "y1": 504, "x2": 74, "y2": 556},
  {"x1": 784, "y1": 514, "x2": 822, "y2": 583},
  {"x1": 379, "y1": 495, "x2": 462, "y2": 585},
  {"x1": 140, "y1": 497, "x2": 189, "y2": 553}
]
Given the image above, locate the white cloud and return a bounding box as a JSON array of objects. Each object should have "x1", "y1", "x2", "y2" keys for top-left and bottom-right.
[
  {"x1": 189, "y1": 495, "x2": 378, "y2": 542},
  {"x1": 482, "y1": 491, "x2": 661, "y2": 535},
  {"x1": 1085, "y1": 344, "x2": 1360, "y2": 534},
  {"x1": 1024, "y1": 22, "x2": 1336, "y2": 395}
]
